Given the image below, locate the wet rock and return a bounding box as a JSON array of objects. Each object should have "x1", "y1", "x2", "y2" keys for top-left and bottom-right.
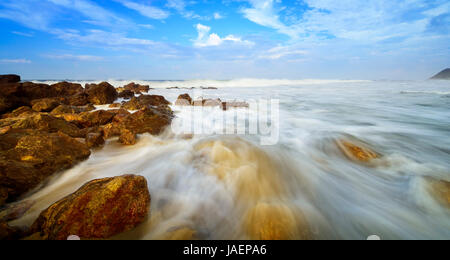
[
  {"x1": 221, "y1": 101, "x2": 249, "y2": 111},
  {"x1": 193, "y1": 98, "x2": 222, "y2": 107},
  {"x1": 1, "y1": 106, "x2": 36, "y2": 119},
  {"x1": 77, "y1": 110, "x2": 115, "y2": 128},
  {"x1": 102, "y1": 123, "x2": 121, "y2": 139},
  {"x1": 123, "y1": 82, "x2": 150, "y2": 93},
  {"x1": 118, "y1": 90, "x2": 135, "y2": 99},
  {"x1": 85, "y1": 133, "x2": 105, "y2": 148},
  {"x1": 31, "y1": 174, "x2": 150, "y2": 240},
  {"x1": 50, "y1": 104, "x2": 95, "y2": 116},
  {"x1": 66, "y1": 92, "x2": 89, "y2": 106},
  {"x1": 245, "y1": 203, "x2": 311, "y2": 240},
  {"x1": 0, "y1": 189, "x2": 7, "y2": 207},
  {"x1": 428, "y1": 179, "x2": 450, "y2": 208},
  {"x1": 31, "y1": 98, "x2": 65, "y2": 112},
  {"x1": 109, "y1": 103, "x2": 122, "y2": 108},
  {"x1": 175, "y1": 94, "x2": 192, "y2": 106},
  {"x1": 0, "y1": 221, "x2": 25, "y2": 240},
  {"x1": 0, "y1": 130, "x2": 91, "y2": 201},
  {"x1": 121, "y1": 95, "x2": 171, "y2": 110},
  {"x1": 0, "y1": 113, "x2": 84, "y2": 138},
  {"x1": 85, "y1": 82, "x2": 118, "y2": 105},
  {"x1": 0, "y1": 200, "x2": 35, "y2": 222},
  {"x1": 110, "y1": 109, "x2": 131, "y2": 124},
  {"x1": 120, "y1": 107, "x2": 173, "y2": 135},
  {"x1": 50, "y1": 82, "x2": 84, "y2": 97},
  {"x1": 119, "y1": 129, "x2": 137, "y2": 145},
  {"x1": 0, "y1": 75, "x2": 20, "y2": 84},
  {"x1": 336, "y1": 140, "x2": 379, "y2": 163}
]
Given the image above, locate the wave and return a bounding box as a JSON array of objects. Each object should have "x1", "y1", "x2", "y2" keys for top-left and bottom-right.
[{"x1": 32, "y1": 78, "x2": 370, "y2": 89}]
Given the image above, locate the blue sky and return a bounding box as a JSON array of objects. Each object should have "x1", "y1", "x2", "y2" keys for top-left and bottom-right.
[{"x1": 0, "y1": 0, "x2": 449, "y2": 80}]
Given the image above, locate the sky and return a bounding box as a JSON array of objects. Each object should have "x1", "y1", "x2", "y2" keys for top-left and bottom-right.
[{"x1": 0, "y1": 0, "x2": 449, "y2": 80}]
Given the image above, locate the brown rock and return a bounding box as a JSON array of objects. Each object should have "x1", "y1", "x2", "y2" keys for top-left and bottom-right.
[
  {"x1": 0, "y1": 130, "x2": 91, "y2": 201},
  {"x1": 1, "y1": 106, "x2": 36, "y2": 119},
  {"x1": 0, "y1": 188, "x2": 7, "y2": 207},
  {"x1": 0, "y1": 113, "x2": 83, "y2": 138},
  {"x1": 336, "y1": 139, "x2": 379, "y2": 163},
  {"x1": 31, "y1": 174, "x2": 150, "y2": 240},
  {"x1": 175, "y1": 94, "x2": 192, "y2": 106},
  {"x1": 428, "y1": 179, "x2": 450, "y2": 208},
  {"x1": 85, "y1": 82, "x2": 118, "y2": 105},
  {"x1": 119, "y1": 129, "x2": 137, "y2": 145},
  {"x1": 109, "y1": 103, "x2": 122, "y2": 108},
  {"x1": 0, "y1": 75, "x2": 20, "y2": 84},
  {"x1": 85, "y1": 133, "x2": 105, "y2": 148},
  {"x1": 31, "y1": 98, "x2": 65, "y2": 112},
  {"x1": 120, "y1": 107, "x2": 173, "y2": 135},
  {"x1": 123, "y1": 82, "x2": 150, "y2": 93},
  {"x1": 50, "y1": 82, "x2": 84, "y2": 97},
  {"x1": 102, "y1": 123, "x2": 121, "y2": 139},
  {"x1": 0, "y1": 200, "x2": 35, "y2": 222},
  {"x1": 118, "y1": 90, "x2": 135, "y2": 99},
  {"x1": 0, "y1": 221, "x2": 24, "y2": 240},
  {"x1": 77, "y1": 110, "x2": 115, "y2": 128},
  {"x1": 50, "y1": 104, "x2": 95, "y2": 116},
  {"x1": 121, "y1": 95, "x2": 170, "y2": 110},
  {"x1": 66, "y1": 92, "x2": 89, "y2": 106}
]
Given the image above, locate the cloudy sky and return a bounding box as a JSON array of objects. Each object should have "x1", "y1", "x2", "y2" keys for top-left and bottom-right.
[{"x1": 0, "y1": 0, "x2": 448, "y2": 80}]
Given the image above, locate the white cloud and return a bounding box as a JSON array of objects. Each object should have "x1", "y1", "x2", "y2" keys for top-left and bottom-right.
[
  {"x1": 45, "y1": 54, "x2": 104, "y2": 61},
  {"x1": 258, "y1": 45, "x2": 308, "y2": 60},
  {"x1": 12, "y1": 31, "x2": 34, "y2": 37},
  {"x1": 54, "y1": 29, "x2": 157, "y2": 47},
  {"x1": 214, "y1": 12, "x2": 224, "y2": 20},
  {"x1": 0, "y1": 59, "x2": 31, "y2": 64},
  {"x1": 194, "y1": 24, "x2": 254, "y2": 47},
  {"x1": 115, "y1": 0, "x2": 169, "y2": 20}
]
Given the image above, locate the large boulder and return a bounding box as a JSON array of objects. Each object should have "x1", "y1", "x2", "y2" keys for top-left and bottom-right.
[
  {"x1": 0, "y1": 130, "x2": 91, "y2": 203},
  {"x1": 50, "y1": 82, "x2": 84, "y2": 97},
  {"x1": 31, "y1": 174, "x2": 150, "y2": 240},
  {"x1": 0, "y1": 113, "x2": 84, "y2": 138},
  {"x1": 118, "y1": 90, "x2": 135, "y2": 99},
  {"x1": 85, "y1": 82, "x2": 118, "y2": 105},
  {"x1": 77, "y1": 110, "x2": 115, "y2": 128},
  {"x1": 120, "y1": 107, "x2": 173, "y2": 135},
  {"x1": 121, "y1": 95, "x2": 170, "y2": 110},
  {"x1": 0, "y1": 75, "x2": 20, "y2": 84},
  {"x1": 66, "y1": 92, "x2": 89, "y2": 106}
]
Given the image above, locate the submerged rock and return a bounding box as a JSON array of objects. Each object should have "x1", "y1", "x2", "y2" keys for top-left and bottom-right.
[
  {"x1": 31, "y1": 174, "x2": 150, "y2": 240},
  {"x1": 245, "y1": 203, "x2": 311, "y2": 240},
  {"x1": 427, "y1": 179, "x2": 450, "y2": 208},
  {"x1": 336, "y1": 139, "x2": 379, "y2": 163},
  {"x1": 85, "y1": 82, "x2": 118, "y2": 105},
  {"x1": 0, "y1": 130, "x2": 91, "y2": 202}
]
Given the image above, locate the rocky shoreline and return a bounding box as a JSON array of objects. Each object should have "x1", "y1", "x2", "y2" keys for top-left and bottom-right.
[{"x1": 0, "y1": 74, "x2": 448, "y2": 240}]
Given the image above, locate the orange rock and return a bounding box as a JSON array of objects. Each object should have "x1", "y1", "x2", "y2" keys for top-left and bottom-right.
[
  {"x1": 31, "y1": 174, "x2": 151, "y2": 240},
  {"x1": 428, "y1": 179, "x2": 450, "y2": 208},
  {"x1": 337, "y1": 140, "x2": 378, "y2": 162}
]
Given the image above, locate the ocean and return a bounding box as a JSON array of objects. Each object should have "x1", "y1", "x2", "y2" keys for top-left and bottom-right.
[{"x1": 10, "y1": 79, "x2": 450, "y2": 239}]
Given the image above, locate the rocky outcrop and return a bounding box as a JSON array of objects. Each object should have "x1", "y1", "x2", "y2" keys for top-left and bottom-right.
[
  {"x1": 31, "y1": 174, "x2": 150, "y2": 240},
  {"x1": 0, "y1": 75, "x2": 20, "y2": 84},
  {"x1": 1, "y1": 106, "x2": 36, "y2": 119},
  {"x1": 430, "y1": 68, "x2": 450, "y2": 80},
  {"x1": 85, "y1": 82, "x2": 118, "y2": 105},
  {"x1": 119, "y1": 129, "x2": 137, "y2": 145},
  {"x1": 50, "y1": 104, "x2": 95, "y2": 116},
  {"x1": 0, "y1": 129, "x2": 91, "y2": 204},
  {"x1": 175, "y1": 94, "x2": 192, "y2": 106},
  {"x1": 123, "y1": 82, "x2": 150, "y2": 93},
  {"x1": 121, "y1": 95, "x2": 171, "y2": 110},
  {"x1": 50, "y1": 82, "x2": 84, "y2": 97}
]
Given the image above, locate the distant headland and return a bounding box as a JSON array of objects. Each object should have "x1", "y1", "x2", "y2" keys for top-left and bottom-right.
[{"x1": 430, "y1": 68, "x2": 450, "y2": 80}]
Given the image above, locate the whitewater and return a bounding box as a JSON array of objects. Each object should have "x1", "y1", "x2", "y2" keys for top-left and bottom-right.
[{"x1": 10, "y1": 79, "x2": 450, "y2": 240}]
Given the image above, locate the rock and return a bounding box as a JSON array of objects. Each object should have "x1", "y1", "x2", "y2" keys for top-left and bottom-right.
[
  {"x1": 245, "y1": 203, "x2": 310, "y2": 240},
  {"x1": 110, "y1": 109, "x2": 131, "y2": 124},
  {"x1": 0, "y1": 221, "x2": 24, "y2": 240},
  {"x1": 85, "y1": 133, "x2": 105, "y2": 148},
  {"x1": 102, "y1": 123, "x2": 121, "y2": 139},
  {"x1": 120, "y1": 107, "x2": 173, "y2": 135},
  {"x1": 121, "y1": 95, "x2": 171, "y2": 110},
  {"x1": 0, "y1": 188, "x2": 7, "y2": 207},
  {"x1": 0, "y1": 200, "x2": 35, "y2": 222},
  {"x1": 221, "y1": 101, "x2": 249, "y2": 111},
  {"x1": 1, "y1": 106, "x2": 36, "y2": 119},
  {"x1": 31, "y1": 98, "x2": 65, "y2": 112},
  {"x1": 119, "y1": 129, "x2": 137, "y2": 145},
  {"x1": 427, "y1": 179, "x2": 450, "y2": 207},
  {"x1": 85, "y1": 82, "x2": 118, "y2": 105},
  {"x1": 66, "y1": 92, "x2": 89, "y2": 106},
  {"x1": 50, "y1": 82, "x2": 84, "y2": 97},
  {"x1": 109, "y1": 103, "x2": 122, "y2": 108},
  {"x1": 77, "y1": 110, "x2": 115, "y2": 128},
  {"x1": 336, "y1": 139, "x2": 379, "y2": 163},
  {"x1": 0, "y1": 113, "x2": 84, "y2": 138},
  {"x1": 175, "y1": 94, "x2": 192, "y2": 106},
  {"x1": 118, "y1": 90, "x2": 135, "y2": 99},
  {"x1": 200, "y1": 87, "x2": 218, "y2": 90},
  {"x1": 50, "y1": 104, "x2": 95, "y2": 116},
  {"x1": 0, "y1": 130, "x2": 91, "y2": 201},
  {"x1": 430, "y1": 68, "x2": 450, "y2": 80},
  {"x1": 160, "y1": 226, "x2": 198, "y2": 240},
  {"x1": 123, "y1": 82, "x2": 150, "y2": 93},
  {"x1": 31, "y1": 174, "x2": 150, "y2": 240},
  {"x1": 0, "y1": 75, "x2": 20, "y2": 84},
  {"x1": 193, "y1": 98, "x2": 222, "y2": 107}
]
